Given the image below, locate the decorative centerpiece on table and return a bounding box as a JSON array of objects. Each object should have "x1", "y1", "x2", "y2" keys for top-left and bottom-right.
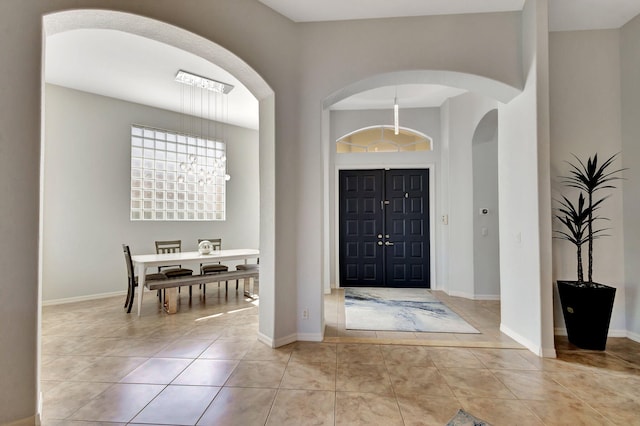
[{"x1": 198, "y1": 239, "x2": 213, "y2": 255}]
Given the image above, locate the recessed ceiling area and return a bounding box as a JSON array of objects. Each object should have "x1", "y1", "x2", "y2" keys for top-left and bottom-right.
[
  {"x1": 259, "y1": 0, "x2": 525, "y2": 23},
  {"x1": 45, "y1": 29, "x2": 260, "y2": 130},
  {"x1": 259, "y1": 0, "x2": 640, "y2": 31},
  {"x1": 331, "y1": 84, "x2": 467, "y2": 111}
]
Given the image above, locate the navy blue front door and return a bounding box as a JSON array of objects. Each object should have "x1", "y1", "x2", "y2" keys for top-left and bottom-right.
[{"x1": 339, "y1": 169, "x2": 430, "y2": 288}]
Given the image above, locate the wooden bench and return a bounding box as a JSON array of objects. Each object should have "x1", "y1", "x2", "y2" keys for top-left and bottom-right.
[{"x1": 147, "y1": 270, "x2": 259, "y2": 314}]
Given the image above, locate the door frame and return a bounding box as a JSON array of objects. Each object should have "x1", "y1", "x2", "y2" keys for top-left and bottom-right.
[{"x1": 334, "y1": 162, "x2": 436, "y2": 289}]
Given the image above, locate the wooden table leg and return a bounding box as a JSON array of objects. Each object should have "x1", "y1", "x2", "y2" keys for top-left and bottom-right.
[{"x1": 164, "y1": 288, "x2": 178, "y2": 314}]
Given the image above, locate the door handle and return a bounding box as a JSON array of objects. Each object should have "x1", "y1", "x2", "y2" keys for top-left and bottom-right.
[{"x1": 385, "y1": 241, "x2": 394, "y2": 246}]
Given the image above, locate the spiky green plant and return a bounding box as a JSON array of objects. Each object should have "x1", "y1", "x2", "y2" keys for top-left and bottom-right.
[
  {"x1": 555, "y1": 194, "x2": 595, "y2": 283},
  {"x1": 561, "y1": 153, "x2": 624, "y2": 284}
]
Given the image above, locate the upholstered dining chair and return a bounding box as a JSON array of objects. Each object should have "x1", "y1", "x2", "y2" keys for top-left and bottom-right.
[
  {"x1": 122, "y1": 244, "x2": 167, "y2": 313},
  {"x1": 198, "y1": 238, "x2": 229, "y2": 294},
  {"x1": 155, "y1": 240, "x2": 194, "y2": 297}
]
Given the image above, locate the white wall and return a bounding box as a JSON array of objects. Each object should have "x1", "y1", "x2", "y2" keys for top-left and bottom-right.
[
  {"x1": 498, "y1": 0, "x2": 555, "y2": 356},
  {"x1": 473, "y1": 110, "x2": 501, "y2": 298},
  {"x1": 549, "y1": 30, "x2": 626, "y2": 335},
  {"x1": 443, "y1": 93, "x2": 499, "y2": 299},
  {"x1": 43, "y1": 84, "x2": 260, "y2": 301},
  {"x1": 621, "y1": 14, "x2": 640, "y2": 340}
]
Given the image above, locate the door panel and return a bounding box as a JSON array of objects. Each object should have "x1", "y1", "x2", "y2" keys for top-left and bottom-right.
[
  {"x1": 339, "y1": 169, "x2": 430, "y2": 288},
  {"x1": 339, "y1": 170, "x2": 384, "y2": 286},
  {"x1": 384, "y1": 169, "x2": 430, "y2": 287}
]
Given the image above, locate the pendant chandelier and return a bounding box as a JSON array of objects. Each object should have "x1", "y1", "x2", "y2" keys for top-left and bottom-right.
[{"x1": 175, "y1": 70, "x2": 233, "y2": 183}]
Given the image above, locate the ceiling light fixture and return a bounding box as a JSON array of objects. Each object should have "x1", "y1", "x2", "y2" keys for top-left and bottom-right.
[
  {"x1": 394, "y1": 96, "x2": 399, "y2": 135},
  {"x1": 176, "y1": 69, "x2": 231, "y2": 183},
  {"x1": 175, "y1": 70, "x2": 234, "y2": 94}
]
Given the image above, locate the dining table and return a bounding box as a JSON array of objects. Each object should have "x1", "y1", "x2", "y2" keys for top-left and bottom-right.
[{"x1": 132, "y1": 248, "x2": 260, "y2": 316}]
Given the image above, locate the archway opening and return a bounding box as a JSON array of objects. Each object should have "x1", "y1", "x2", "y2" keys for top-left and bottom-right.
[
  {"x1": 39, "y1": 7, "x2": 276, "y2": 400},
  {"x1": 321, "y1": 72, "x2": 518, "y2": 346}
]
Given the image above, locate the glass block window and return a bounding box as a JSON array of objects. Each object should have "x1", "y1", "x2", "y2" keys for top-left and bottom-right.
[
  {"x1": 130, "y1": 125, "x2": 227, "y2": 221},
  {"x1": 336, "y1": 126, "x2": 432, "y2": 153}
]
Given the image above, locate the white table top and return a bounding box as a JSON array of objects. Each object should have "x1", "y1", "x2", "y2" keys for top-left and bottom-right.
[
  {"x1": 132, "y1": 249, "x2": 259, "y2": 267},
  {"x1": 134, "y1": 248, "x2": 259, "y2": 316}
]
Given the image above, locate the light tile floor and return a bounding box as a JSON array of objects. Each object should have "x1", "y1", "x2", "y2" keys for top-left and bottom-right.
[{"x1": 40, "y1": 287, "x2": 640, "y2": 425}]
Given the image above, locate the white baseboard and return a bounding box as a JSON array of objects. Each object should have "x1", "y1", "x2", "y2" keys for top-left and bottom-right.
[
  {"x1": 500, "y1": 323, "x2": 556, "y2": 358},
  {"x1": 257, "y1": 331, "x2": 323, "y2": 348},
  {"x1": 628, "y1": 330, "x2": 640, "y2": 343},
  {"x1": 296, "y1": 332, "x2": 323, "y2": 342},
  {"x1": 42, "y1": 290, "x2": 126, "y2": 306},
  {"x1": 472, "y1": 294, "x2": 501, "y2": 301},
  {"x1": 447, "y1": 290, "x2": 500, "y2": 301},
  {"x1": 447, "y1": 291, "x2": 473, "y2": 299},
  {"x1": 256, "y1": 331, "x2": 274, "y2": 347},
  {"x1": 606, "y1": 328, "x2": 628, "y2": 338},
  {"x1": 257, "y1": 331, "x2": 298, "y2": 348},
  {"x1": 540, "y1": 346, "x2": 557, "y2": 358}
]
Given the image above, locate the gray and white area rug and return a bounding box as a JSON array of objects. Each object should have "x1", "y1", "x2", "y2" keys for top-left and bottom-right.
[
  {"x1": 344, "y1": 287, "x2": 479, "y2": 333},
  {"x1": 446, "y1": 409, "x2": 492, "y2": 426}
]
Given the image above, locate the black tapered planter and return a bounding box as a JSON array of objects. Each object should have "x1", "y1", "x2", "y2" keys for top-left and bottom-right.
[{"x1": 557, "y1": 280, "x2": 616, "y2": 350}]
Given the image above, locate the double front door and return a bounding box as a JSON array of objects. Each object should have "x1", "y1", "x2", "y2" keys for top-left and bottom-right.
[{"x1": 339, "y1": 169, "x2": 430, "y2": 288}]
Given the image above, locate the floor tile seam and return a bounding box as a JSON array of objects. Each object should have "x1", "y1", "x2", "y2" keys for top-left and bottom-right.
[
  {"x1": 50, "y1": 380, "x2": 126, "y2": 423},
  {"x1": 379, "y1": 356, "x2": 438, "y2": 424},
  {"x1": 324, "y1": 335, "x2": 522, "y2": 349},
  {"x1": 190, "y1": 385, "x2": 224, "y2": 426},
  {"x1": 488, "y1": 368, "x2": 564, "y2": 404},
  {"x1": 556, "y1": 396, "x2": 621, "y2": 424},
  {"x1": 464, "y1": 397, "x2": 549, "y2": 426},
  {"x1": 536, "y1": 372, "x2": 592, "y2": 404},
  {"x1": 59, "y1": 357, "x2": 146, "y2": 383},
  {"x1": 272, "y1": 348, "x2": 295, "y2": 392},
  {"x1": 549, "y1": 366, "x2": 637, "y2": 384},
  {"x1": 118, "y1": 357, "x2": 192, "y2": 386},
  {"x1": 435, "y1": 365, "x2": 518, "y2": 400},
  {"x1": 264, "y1": 387, "x2": 287, "y2": 426},
  {"x1": 520, "y1": 397, "x2": 609, "y2": 424},
  {"x1": 482, "y1": 367, "x2": 520, "y2": 400},
  {"x1": 123, "y1": 383, "x2": 174, "y2": 425},
  {"x1": 481, "y1": 364, "x2": 543, "y2": 372}
]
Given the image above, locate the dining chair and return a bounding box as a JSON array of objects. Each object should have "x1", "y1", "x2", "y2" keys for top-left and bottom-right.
[
  {"x1": 122, "y1": 244, "x2": 167, "y2": 313},
  {"x1": 155, "y1": 240, "x2": 194, "y2": 297},
  {"x1": 198, "y1": 238, "x2": 229, "y2": 294}
]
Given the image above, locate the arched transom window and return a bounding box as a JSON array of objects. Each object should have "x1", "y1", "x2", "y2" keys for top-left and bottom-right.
[{"x1": 336, "y1": 126, "x2": 432, "y2": 153}]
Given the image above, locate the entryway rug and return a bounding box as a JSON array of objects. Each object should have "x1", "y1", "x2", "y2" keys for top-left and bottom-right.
[
  {"x1": 446, "y1": 409, "x2": 492, "y2": 426},
  {"x1": 344, "y1": 287, "x2": 479, "y2": 333}
]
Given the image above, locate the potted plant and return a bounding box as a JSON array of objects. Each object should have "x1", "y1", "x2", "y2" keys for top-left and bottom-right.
[{"x1": 554, "y1": 153, "x2": 624, "y2": 350}]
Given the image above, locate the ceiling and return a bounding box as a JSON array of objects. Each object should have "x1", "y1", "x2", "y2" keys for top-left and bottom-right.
[
  {"x1": 259, "y1": 0, "x2": 640, "y2": 31},
  {"x1": 45, "y1": 29, "x2": 259, "y2": 130},
  {"x1": 45, "y1": 2, "x2": 640, "y2": 130}
]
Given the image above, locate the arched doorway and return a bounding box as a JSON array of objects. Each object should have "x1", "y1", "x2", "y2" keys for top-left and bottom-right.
[
  {"x1": 40, "y1": 6, "x2": 277, "y2": 398},
  {"x1": 472, "y1": 109, "x2": 500, "y2": 299},
  {"x1": 320, "y1": 72, "x2": 520, "y2": 343}
]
